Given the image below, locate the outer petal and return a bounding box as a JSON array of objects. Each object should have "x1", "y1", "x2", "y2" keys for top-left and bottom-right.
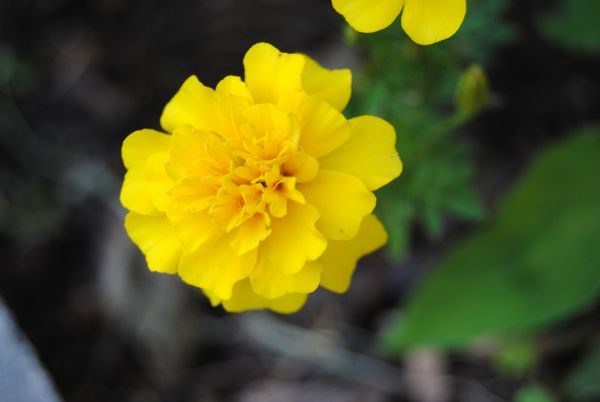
[
  {"x1": 243, "y1": 42, "x2": 305, "y2": 104},
  {"x1": 320, "y1": 214, "x2": 387, "y2": 293},
  {"x1": 120, "y1": 170, "x2": 160, "y2": 215},
  {"x1": 262, "y1": 203, "x2": 327, "y2": 275},
  {"x1": 221, "y1": 280, "x2": 308, "y2": 314},
  {"x1": 297, "y1": 96, "x2": 351, "y2": 158},
  {"x1": 121, "y1": 151, "x2": 173, "y2": 216},
  {"x1": 250, "y1": 255, "x2": 322, "y2": 299},
  {"x1": 299, "y1": 170, "x2": 376, "y2": 241},
  {"x1": 160, "y1": 75, "x2": 216, "y2": 133},
  {"x1": 124, "y1": 213, "x2": 182, "y2": 274},
  {"x1": 178, "y1": 236, "x2": 257, "y2": 300},
  {"x1": 143, "y1": 153, "x2": 173, "y2": 212},
  {"x1": 401, "y1": 0, "x2": 466, "y2": 45},
  {"x1": 122, "y1": 129, "x2": 170, "y2": 171},
  {"x1": 202, "y1": 288, "x2": 222, "y2": 308},
  {"x1": 301, "y1": 56, "x2": 352, "y2": 112},
  {"x1": 332, "y1": 0, "x2": 404, "y2": 33},
  {"x1": 319, "y1": 115, "x2": 402, "y2": 191},
  {"x1": 215, "y1": 75, "x2": 254, "y2": 102}
]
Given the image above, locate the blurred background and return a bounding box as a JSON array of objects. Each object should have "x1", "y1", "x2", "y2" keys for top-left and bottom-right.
[{"x1": 0, "y1": 0, "x2": 599, "y2": 401}]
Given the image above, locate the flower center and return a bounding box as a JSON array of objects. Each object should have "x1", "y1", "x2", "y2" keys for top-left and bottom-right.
[{"x1": 166, "y1": 103, "x2": 318, "y2": 236}]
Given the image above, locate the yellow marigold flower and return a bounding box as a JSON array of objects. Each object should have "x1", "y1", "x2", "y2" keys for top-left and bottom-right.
[
  {"x1": 332, "y1": 0, "x2": 467, "y2": 45},
  {"x1": 120, "y1": 43, "x2": 402, "y2": 313}
]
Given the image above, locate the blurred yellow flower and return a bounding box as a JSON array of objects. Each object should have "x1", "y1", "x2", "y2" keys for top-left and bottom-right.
[
  {"x1": 332, "y1": 0, "x2": 466, "y2": 45},
  {"x1": 120, "y1": 43, "x2": 402, "y2": 313}
]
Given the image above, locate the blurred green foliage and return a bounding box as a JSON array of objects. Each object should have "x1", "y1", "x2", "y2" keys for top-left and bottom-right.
[
  {"x1": 564, "y1": 341, "x2": 600, "y2": 400},
  {"x1": 538, "y1": 0, "x2": 600, "y2": 53},
  {"x1": 383, "y1": 128, "x2": 600, "y2": 350},
  {"x1": 514, "y1": 384, "x2": 556, "y2": 402},
  {"x1": 347, "y1": 0, "x2": 513, "y2": 259},
  {"x1": 354, "y1": 1, "x2": 600, "y2": 397}
]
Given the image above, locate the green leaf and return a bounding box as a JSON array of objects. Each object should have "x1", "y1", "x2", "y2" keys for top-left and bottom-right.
[
  {"x1": 514, "y1": 384, "x2": 556, "y2": 402},
  {"x1": 384, "y1": 128, "x2": 600, "y2": 350},
  {"x1": 537, "y1": 0, "x2": 600, "y2": 53},
  {"x1": 376, "y1": 186, "x2": 416, "y2": 261},
  {"x1": 564, "y1": 341, "x2": 600, "y2": 400}
]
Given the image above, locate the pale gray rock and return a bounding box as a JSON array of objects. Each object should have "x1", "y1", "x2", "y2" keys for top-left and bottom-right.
[{"x1": 0, "y1": 298, "x2": 63, "y2": 402}]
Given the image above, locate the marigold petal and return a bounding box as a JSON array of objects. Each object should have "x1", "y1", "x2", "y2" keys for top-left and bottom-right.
[
  {"x1": 242, "y1": 103, "x2": 295, "y2": 145},
  {"x1": 168, "y1": 177, "x2": 219, "y2": 214},
  {"x1": 243, "y1": 42, "x2": 305, "y2": 104},
  {"x1": 160, "y1": 75, "x2": 216, "y2": 133},
  {"x1": 300, "y1": 170, "x2": 375, "y2": 241},
  {"x1": 332, "y1": 0, "x2": 404, "y2": 33},
  {"x1": 281, "y1": 151, "x2": 319, "y2": 183},
  {"x1": 298, "y1": 97, "x2": 351, "y2": 158},
  {"x1": 122, "y1": 129, "x2": 170, "y2": 171},
  {"x1": 143, "y1": 152, "x2": 173, "y2": 212},
  {"x1": 320, "y1": 214, "x2": 387, "y2": 293},
  {"x1": 319, "y1": 115, "x2": 402, "y2": 191},
  {"x1": 178, "y1": 237, "x2": 257, "y2": 300},
  {"x1": 120, "y1": 170, "x2": 160, "y2": 216},
  {"x1": 215, "y1": 75, "x2": 254, "y2": 102},
  {"x1": 262, "y1": 203, "x2": 327, "y2": 275},
  {"x1": 401, "y1": 0, "x2": 466, "y2": 45},
  {"x1": 121, "y1": 151, "x2": 173, "y2": 216},
  {"x1": 202, "y1": 289, "x2": 222, "y2": 307},
  {"x1": 124, "y1": 213, "x2": 181, "y2": 274},
  {"x1": 166, "y1": 125, "x2": 219, "y2": 181},
  {"x1": 229, "y1": 214, "x2": 272, "y2": 256},
  {"x1": 250, "y1": 256, "x2": 322, "y2": 299},
  {"x1": 221, "y1": 280, "x2": 308, "y2": 313},
  {"x1": 286, "y1": 261, "x2": 322, "y2": 294},
  {"x1": 214, "y1": 76, "x2": 257, "y2": 139},
  {"x1": 301, "y1": 56, "x2": 351, "y2": 112},
  {"x1": 168, "y1": 210, "x2": 220, "y2": 252}
]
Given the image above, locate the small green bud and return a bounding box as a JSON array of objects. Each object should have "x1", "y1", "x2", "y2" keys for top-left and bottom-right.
[{"x1": 455, "y1": 64, "x2": 490, "y2": 118}]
